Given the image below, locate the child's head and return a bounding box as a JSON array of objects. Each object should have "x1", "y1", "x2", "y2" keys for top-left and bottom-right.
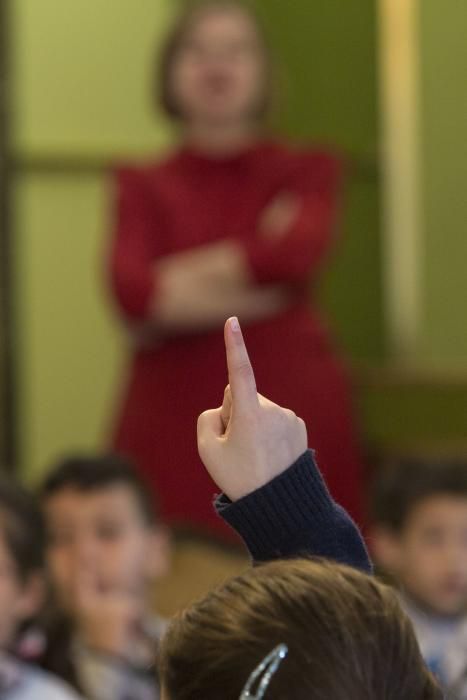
[
  {"x1": 40, "y1": 454, "x2": 169, "y2": 614},
  {"x1": 158, "y1": 0, "x2": 273, "y2": 127},
  {"x1": 0, "y1": 479, "x2": 45, "y2": 649},
  {"x1": 371, "y1": 457, "x2": 467, "y2": 616},
  {"x1": 159, "y1": 559, "x2": 440, "y2": 700}
]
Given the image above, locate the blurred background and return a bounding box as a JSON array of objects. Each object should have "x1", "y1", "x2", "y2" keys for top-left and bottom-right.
[{"x1": 1, "y1": 0, "x2": 467, "y2": 609}]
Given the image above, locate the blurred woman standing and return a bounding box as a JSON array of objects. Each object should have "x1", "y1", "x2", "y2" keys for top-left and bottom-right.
[{"x1": 107, "y1": 0, "x2": 364, "y2": 542}]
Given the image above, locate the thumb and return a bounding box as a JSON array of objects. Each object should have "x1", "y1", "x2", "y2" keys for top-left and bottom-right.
[
  {"x1": 197, "y1": 408, "x2": 224, "y2": 475},
  {"x1": 197, "y1": 408, "x2": 224, "y2": 455}
]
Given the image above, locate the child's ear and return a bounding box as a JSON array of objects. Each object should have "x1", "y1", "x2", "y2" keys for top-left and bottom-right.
[
  {"x1": 145, "y1": 526, "x2": 172, "y2": 580},
  {"x1": 14, "y1": 572, "x2": 46, "y2": 621},
  {"x1": 369, "y1": 526, "x2": 404, "y2": 573}
]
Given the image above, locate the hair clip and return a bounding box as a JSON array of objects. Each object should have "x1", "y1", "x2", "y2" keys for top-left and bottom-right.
[{"x1": 240, "y1": 644, "x2": 288, "y2": 700}]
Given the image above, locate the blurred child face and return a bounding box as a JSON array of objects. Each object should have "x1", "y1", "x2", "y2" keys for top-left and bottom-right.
[
  {"x1": 378, "y1": 496, "x2": 467, "y2": 616},
  {"x1": 0, "y1": 535, "x2": 42, "y2": 648},
  {"x1": 170, "y1": 7, "x2": 267, "y2": 127},
  {"x1": 44, "y1": 486, "x2": 168, "y2": 614}
]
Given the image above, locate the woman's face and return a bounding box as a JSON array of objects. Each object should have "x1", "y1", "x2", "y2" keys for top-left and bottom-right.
[{"x1": 170, "y1": 7, "x2": 267, "y2": 127}]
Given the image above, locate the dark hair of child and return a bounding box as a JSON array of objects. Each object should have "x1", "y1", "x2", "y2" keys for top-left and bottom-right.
[
  {"x1": 40, "y1": 453, "x2": 157, "y2": 524},
  {"x1": 0, "y1": 478, "x2": 45, "y2": 581},
  {"x1": 372, "y1": 456, "x2": 467, "y2": 532}
]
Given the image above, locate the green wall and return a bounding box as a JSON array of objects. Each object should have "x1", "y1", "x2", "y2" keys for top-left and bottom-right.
[
  {"x1": 254, "y1": 0, "x2": 383, "y2": 361},
  {"x1": 13, "y1": 1, "x2": 174, "y2": 157},
  {"x1": 418, "y1": 2, "x2": 467, "y2": 364},
  {"x1": 252, "y1": 1, "x2": 467, "y2": 454},
  {"x1": 13, "y1": 1, "x2": 175, "y2": 479},
  {"x1": 14, "y1": 174, "x2": 119, "y2": 477}
]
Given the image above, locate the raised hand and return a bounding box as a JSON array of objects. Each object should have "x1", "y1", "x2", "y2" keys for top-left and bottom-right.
[{"x1": 197, "y1": 317, "x2": 308, "y2": 501}]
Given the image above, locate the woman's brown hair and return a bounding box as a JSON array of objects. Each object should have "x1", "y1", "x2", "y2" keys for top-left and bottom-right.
[
  {"x1": 159, "y1": 559, "x2": 441, "y2": 700},
  {"x1": 157, "y1": 0, "x2": 275, "y2": 120}
]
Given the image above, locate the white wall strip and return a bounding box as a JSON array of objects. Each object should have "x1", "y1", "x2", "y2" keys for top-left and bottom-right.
[{"x1": 378, "y1": 0, "x2": 422, "y2": 360}]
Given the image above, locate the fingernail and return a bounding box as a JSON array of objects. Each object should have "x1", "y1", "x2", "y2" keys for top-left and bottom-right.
[{"x1": 230, "y1": 316, "x2": 240, "y2": 332}]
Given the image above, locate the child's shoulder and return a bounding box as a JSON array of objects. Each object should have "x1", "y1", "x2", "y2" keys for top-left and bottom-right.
[{"x1": 8, "y1": 663, "x2": 81, "y2": 700}]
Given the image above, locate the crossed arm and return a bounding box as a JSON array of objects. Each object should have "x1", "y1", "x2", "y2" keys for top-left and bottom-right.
[
  {"x1": 110, "y1": 153, "x2": 340, "y2": 338},
  {"x1": 153, "y1": 238, "x2": 288, "y2": 334}
]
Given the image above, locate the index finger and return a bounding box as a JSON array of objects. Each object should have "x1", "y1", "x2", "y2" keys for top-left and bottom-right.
[{"x1": 224, "y1": 317, "x2": 259, "y2": 410}]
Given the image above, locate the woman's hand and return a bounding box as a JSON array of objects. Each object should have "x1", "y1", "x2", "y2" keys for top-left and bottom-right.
[
  {"x1": 258, "y1": 192, "x2": 301, "y2": 241},
  {"x1": 153, "y1": 242, "x2": 289, "y2": 333},
  {"x1": 197, "y1": 317, "x2": 308, "y2": 501},
  {"x1": 156, "y1": 239, "x2": 248, "y2": 293}
]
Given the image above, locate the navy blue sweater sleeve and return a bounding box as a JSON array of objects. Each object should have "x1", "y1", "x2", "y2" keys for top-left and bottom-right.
[{"x1": 214, "y1": 450, "x2": 371, "y2": 573}]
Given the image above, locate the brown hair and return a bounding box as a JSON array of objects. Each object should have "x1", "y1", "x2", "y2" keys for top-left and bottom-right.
[
  {"x1": 0, "y1": 477, "x2": 45, "y2": 582},
  {"x1": 157, "y1": 0, "x2": 275, "y2": 121},
  {"x1": 159, "y1": 559, "x2": 441, "y2": 700}
]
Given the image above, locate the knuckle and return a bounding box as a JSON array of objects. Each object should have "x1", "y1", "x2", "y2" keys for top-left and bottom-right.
[
  {"x1": 297, "y1": 418, "x2": 308, "y2": 441},
  {"x1": 273, "y1": 408, "x2": 295, "y2": 426},
  {"x1": 197, "y1": 411, "x2": 208, "y2": 428},
  {"x1": 197, "y1": 409, "x2": 213, "y2": 433}
]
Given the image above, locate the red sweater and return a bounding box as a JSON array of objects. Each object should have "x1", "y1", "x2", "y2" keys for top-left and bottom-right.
[{"x1": 108, "y1": 142, "x2": 364, "y2": 541}]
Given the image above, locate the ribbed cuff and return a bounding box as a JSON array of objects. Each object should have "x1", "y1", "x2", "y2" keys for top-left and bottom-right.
[{"x1": 215, "y1": 450, "x2": 336, "y2": 561}]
